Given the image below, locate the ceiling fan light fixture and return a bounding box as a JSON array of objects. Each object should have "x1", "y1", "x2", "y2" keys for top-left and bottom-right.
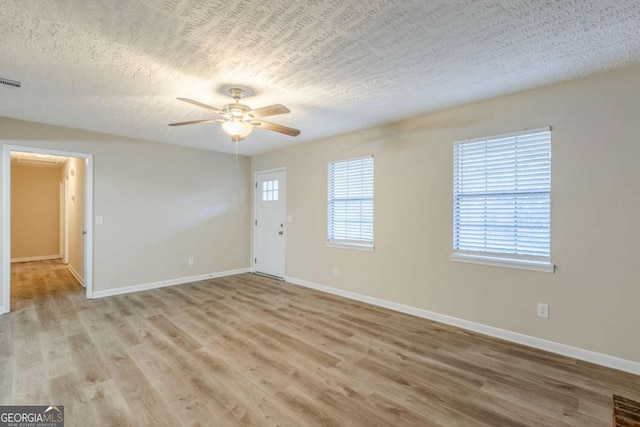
[
  {"x1": 221, "y1": 118, "x2": 253, "y2": 140},
  {"x1": 170, "y1": 88, "x2": 300, "y2": 143}
]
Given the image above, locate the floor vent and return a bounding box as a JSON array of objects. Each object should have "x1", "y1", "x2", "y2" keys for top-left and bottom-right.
[{"x1": 0, "y1": 77, "x2": 21, "y2": 89}]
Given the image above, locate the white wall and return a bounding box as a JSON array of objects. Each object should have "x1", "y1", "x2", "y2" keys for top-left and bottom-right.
[
  {"x1": 252, "y1": 65, "x2": 640, "y2": 364},
  {"x1": 11, "y1": 164, "x2": 61, "y2": 260},
  {"x1": 0, "y1": 119, "x2": 251, "y2": 305}
]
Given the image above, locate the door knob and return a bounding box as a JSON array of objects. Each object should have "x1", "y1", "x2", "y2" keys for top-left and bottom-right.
[{"x1": 278, "y1": 231, "x2": 283, "y2": 235}]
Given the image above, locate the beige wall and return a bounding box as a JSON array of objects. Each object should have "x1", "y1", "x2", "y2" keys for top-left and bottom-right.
[
  {"x1": 252, "y1": 65, "x2": 640, "y2": 363},
  {"x1": 61, "y1": 157, "x2": 85, "y2": 281},
  {"x1": 11, "y1": 164, "x2": 61, "y2": 259},
  {"x1": 0, "y1": 120, "x2": 251, "y2": 306}
]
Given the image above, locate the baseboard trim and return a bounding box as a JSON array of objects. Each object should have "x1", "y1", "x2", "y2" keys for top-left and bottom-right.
[
  {"x1": 92, "y1": 267, "x2": 251, "y2": 299},
  {"x1": 68, "y1": 265, "x2": 85, "y2": 288},
  {"x1": 285, "y1": 276, "x2": 640, "y2": 376},
  {"x1": 0, "y1": 305, "x2": 4, "y2": 314},
  {"x1": 11, "y1": 255, "x2": 62, "y2": 263}
]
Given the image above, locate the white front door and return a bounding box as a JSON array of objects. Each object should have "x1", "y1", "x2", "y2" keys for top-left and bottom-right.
[{"x1": 254, "y1": 169, "x2": 286, "y2": 278}]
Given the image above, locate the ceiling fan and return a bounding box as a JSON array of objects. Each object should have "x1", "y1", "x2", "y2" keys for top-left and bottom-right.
[{"x1": 169, "y1": 88, "x2": 300, "y2": 143}]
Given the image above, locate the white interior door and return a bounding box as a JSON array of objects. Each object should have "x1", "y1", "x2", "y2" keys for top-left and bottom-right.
[{"x1": 254, "y1": 169, "x2": 286, "y2": 278}]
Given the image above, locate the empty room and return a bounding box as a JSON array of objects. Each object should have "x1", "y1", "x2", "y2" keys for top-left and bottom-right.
[{"x1": 1, "y1": 1, "x2": 639, "y2": 426}]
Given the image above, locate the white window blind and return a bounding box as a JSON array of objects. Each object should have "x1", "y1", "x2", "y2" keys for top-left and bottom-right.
[
  {"x1": 453, "y1": 128, "x2": 551, "y2": 266},
  {"x1": 328, "y1": 156, "x2": 374, "y2": 247}
]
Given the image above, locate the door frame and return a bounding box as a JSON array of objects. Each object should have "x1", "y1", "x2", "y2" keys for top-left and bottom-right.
[
  {"x1": 59, "y1": 181, "x2": 64, "y2": 262},
  {"x1": 2, "y1": 144, "x2": 94, "y2": 313},
  {"x1": 253, "y1": 167, "x2": 286, "y2": 278},
  {"x1": 63, "y1": 176, "x2": 70, "y2": 264}
]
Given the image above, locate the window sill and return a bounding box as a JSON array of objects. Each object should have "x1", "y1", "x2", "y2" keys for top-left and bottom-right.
[
  {"x1": 326, "y1": 242, "x2": 375, "y2": 252},
  {"x1": 450, "y1": 253, "x2": 554, "y2": 273}
]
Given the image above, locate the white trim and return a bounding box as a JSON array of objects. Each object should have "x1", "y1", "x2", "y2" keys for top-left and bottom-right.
[
  {"x1": 63, "y1": 176, "x2": 69, "y2": 265},
  {"x1": 328, "y1": 154, "x2": 374, "y2": 163},
  {"x1": 2, "y1": 144, "x2": 94, "y2": 314},
  {"x1": 450, "y1": 253, "x2": 555, "y2": 273},
  {"x1": 11, "y1": 255, "x2": 62, "y2": 263},
  {"x1": 59, "y1": 181, "x2": 64, "y2": 258},
  {"x1": 92, "y1": 268, "x2": 251, "y2": 299},
  {"x1": 68, "y1": 265, "x2": 85, "y2": 287},
  {"x1": 453, "y1": 126, "x2": 551, "y2": 146},
  {"x1": 84, "y1": 156, "x2": 94, "y2": 298},
  {"x1": 253, "y1": 166, "x2": 287, "y2": 175},
  {"x1": 285, "y1": 276, "x2": 640, "y2": 376},
  {"x1": 2, "y1": 147, "x2": 9, "y2": 314},
  {"x1": 326, "y1": 242, "x2": 375, "y2": 252}
]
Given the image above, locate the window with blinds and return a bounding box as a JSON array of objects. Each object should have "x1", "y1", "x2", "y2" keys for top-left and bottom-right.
[
  {"x1": 327, "y1": 156, "x2": 374, "y2": 248},
  {"x1": 452, "y1": 128, "x2": 552, "y2": 270}
]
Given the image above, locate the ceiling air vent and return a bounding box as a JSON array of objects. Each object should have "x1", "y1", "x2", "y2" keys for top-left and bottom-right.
[{"x1": 0, "y1": 77, "x2": 21, "y2": 89}]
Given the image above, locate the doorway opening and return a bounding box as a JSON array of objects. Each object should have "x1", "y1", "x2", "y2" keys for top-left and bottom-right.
[{"x1": 2, "y1": 145, "x2": 94, "y2": 313}]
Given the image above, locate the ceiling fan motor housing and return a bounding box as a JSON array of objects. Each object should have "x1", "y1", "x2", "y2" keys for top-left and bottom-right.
[
  {"x1": 229, "y1": 87, "x2": 245, "y2": 100},
  {"x1": 223, "y1": 103, "x2": 251, "y2": 118}
]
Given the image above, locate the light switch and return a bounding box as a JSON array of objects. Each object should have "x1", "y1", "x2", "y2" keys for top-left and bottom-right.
[
  {"x1": 95, "y1": 215, "x2": 104, "y2": 225},
  {"x1": 287, "y1": 215, "x2": 293, "y2": 223}
]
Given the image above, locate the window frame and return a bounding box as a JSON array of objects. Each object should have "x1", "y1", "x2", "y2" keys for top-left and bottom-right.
[
  {"x1": 326, "y1": 155, "x2": 374, "y2": 251},
  {"x1": 450, "y1": 127, "x2": 554, "y2": 273},
  {"x1": 262, "y1": 179, "x2": 279, "y2": 201}
]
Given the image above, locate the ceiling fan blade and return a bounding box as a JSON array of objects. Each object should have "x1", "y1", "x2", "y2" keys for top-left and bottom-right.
[
  {"x1": 252, "y1": 120, "x2": 301, "y2": 137},
  {"x1": 168, "y1": 119, "x2": 222, "y2": 126},
  {"x1": 176, "y1": 98, "x2": 227, "y2": 116},
  {"x1": 245, "y1": 104, "x2": 290, "y2": 119}
]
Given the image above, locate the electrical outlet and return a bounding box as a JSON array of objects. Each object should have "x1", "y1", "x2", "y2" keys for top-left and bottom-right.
[
  {"x1": 333, "y1": 266, "x2": 339, "y2": 276},
  {"x1": 537, "y1": 303, "x2": 549, "y2": 319},
  {"x1": 188, "y1": 257, "x2": 194, "y2": 266}
]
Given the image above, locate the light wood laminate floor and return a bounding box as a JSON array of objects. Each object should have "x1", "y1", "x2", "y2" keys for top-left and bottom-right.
[{"x1": 2, "y1": 260, "x2": 639, "y2": 426}]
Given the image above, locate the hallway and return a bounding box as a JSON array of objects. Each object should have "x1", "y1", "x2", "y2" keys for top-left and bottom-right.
[{"x1": 10, "y1": 259, "x2": 84, "y2": 312}]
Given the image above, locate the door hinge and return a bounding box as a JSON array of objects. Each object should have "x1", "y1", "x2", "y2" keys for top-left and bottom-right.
[
  {"x1": 255, "y1": 182, "x2": 258, "y2": 189},
  {"x1": 254, "y1": 258, "x2": 257, "y2": 264},
  {"x1": 255, "y1": 220, "x2": 257, "y2": 226}
]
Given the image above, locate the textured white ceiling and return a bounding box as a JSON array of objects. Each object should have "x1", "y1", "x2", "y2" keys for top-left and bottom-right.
[{"x1": 1, "y1": 0, "x2": 639, "y2": 156}]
